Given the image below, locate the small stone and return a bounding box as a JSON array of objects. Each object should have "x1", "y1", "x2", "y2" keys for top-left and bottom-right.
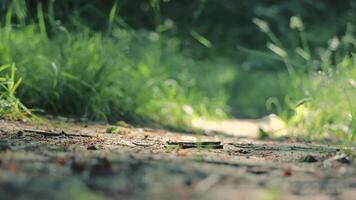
[
  {"x1": 87, "y1": 145, "x2": 98, "y2": 150},
  {"x1": 17, "y1": 130, "x2": 24, "y2": 137},
  {"x1": 283, "y1": 168, "x2": 292, "y2": 177},
  {"x1": 237, "y1": 149, "x2": 251, "y2": 154},
  {"x1": 55, "y1": 158, "x2": 67, "y2": 166},
  {"x1": 185, "y1": 179, "x2": 193, "y2": 186},
  {"x1": 60, "y1": 131, "x2": 67, "y2": 135},
  {"x1": 301, "y1": 155, "x2": 318, "y2": 163}
]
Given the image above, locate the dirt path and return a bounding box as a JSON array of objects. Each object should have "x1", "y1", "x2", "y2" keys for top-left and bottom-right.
[
  {"x1": 192, "y1": 114, "x2": 286, "y2": 137},
  {"x1": 0, "y1": 119, "x2": 355, "y2": 200}
]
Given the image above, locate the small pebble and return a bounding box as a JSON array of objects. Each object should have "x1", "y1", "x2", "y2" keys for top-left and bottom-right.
[
  {"x1": 17, "y1": 130, "x2": 24, "y2": 137},
  {"x1": 87, "y1": 145, "x2": 98, "y2": 150},
  {"x1": 302, "y1": 155, "x2": 318, "y2": 163}
]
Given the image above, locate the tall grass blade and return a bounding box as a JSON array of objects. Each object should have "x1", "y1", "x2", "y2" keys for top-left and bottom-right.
[
  {"x1": 37, "y1": 3, "x2": 47, "y2": 39},
  {"x1": 108, "y1": 1, "x2": 119, "y2": 33}
]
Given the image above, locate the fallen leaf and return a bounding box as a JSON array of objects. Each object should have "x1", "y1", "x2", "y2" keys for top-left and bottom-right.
[{"x1": 283, "y1": 168, "x2": 292, "y2": 177}]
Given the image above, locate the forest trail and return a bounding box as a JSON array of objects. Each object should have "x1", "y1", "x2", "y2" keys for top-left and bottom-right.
[
  {"x1": 0, "y1": 119, "x2": 355, "y2": 200},
  {"x1": 192, "y1": 114, "x2": 286, "y2": 138}
]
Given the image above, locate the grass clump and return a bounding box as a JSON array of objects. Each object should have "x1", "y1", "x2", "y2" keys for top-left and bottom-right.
[
  {"x1": 289, "y1": 59, "x2": 356, "y2": 141},
  {"x1": 105, "y1": 126, "x2": 131, "y2": 135},
  {"x1": 0, "y1": 63, "x2": 32, "y2": 120},
  {"x1": 251, "y1": 16, "x2": 356, "y2": 141},
  {"x1": 0, "y1": 15, "x2": 232, "y2": 127}
]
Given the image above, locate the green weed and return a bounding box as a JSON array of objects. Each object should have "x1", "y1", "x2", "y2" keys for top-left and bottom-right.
[
  {"x1": 0, "y1": 63, "x2": 32, "y2": 120},
  {"x1": 0, "y1": 11, "x2": 232, "y2": 127},
  {"x1": 252, "y1": 16, "x2": 356, "y2": 141}
]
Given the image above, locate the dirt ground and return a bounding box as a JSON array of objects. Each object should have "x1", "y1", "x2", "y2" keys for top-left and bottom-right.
[{"x1": 1, "y1": 119, "x2": 356, "y2": 200}]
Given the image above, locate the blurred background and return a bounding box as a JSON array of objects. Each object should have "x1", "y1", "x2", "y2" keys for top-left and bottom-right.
[{"x1": 0, "y1": 0, "x2": 355, "y2": 139}]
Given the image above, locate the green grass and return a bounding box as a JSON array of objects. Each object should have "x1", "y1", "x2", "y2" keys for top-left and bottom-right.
[
  {"x1": 1, "y1": 2, "x2": 355, "y2": 142},
  {"x1": 0, "y1": 22, "x2": 233, "y2": 127},
  {"x1": 250, "y1": 16, "x2": 356, "y2": 141},
  {"x1": 0, "y1": 63, "x2": 32, "y2": 120},
  {"x1": 288, "y1": 58, "x2": 356, "y2": 141}
]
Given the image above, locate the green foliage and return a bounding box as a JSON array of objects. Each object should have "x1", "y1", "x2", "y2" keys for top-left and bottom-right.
[
  {"x1": 1, "y1": 0, "x2": 355, "y2": 140},
  {"x1": 0, "y1": 64, "x2": 32, "y2": 120},
  {"x1": 0, "y1": 14, "x2": 232, "y2": 126},
  {"x1": 289, "y1": 59, "x2": 356, "y2": 141},
  {"x1": 252, "y1": 15, "x2": 356, "y2": 141},
  {"x1": 105, "y1": 126, "x2": 131, "y2": 135},
  {"x1": 257, "y1": 128, "x2": 271, "y2": 140}
]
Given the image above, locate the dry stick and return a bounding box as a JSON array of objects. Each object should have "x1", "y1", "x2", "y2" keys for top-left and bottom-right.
[
  {"x1": 21, "y1": 128, "x2": 92, "y2": 138},
  {"x1": 229, "y1": 143, "x2": 339, "y2": 153},
  {"x1": 132, "y1": 141, "x2": 156, "y2": 147},
  {"x1": 179, "y1": 144, "x2": 223, "y2": 149},
  {"x1": 166, "y1": 141, "x2": 223, "y2": 149},
  {"x1": 167, "y1": 141, "x2": 221, "y2": 145}
]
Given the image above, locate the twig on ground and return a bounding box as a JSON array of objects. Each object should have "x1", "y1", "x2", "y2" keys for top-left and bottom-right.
[
  {"x1": 20, "y1": 129, "x2": 92, "y2": 138},
  {"x1": 166, "y1": 141, "x2": 223, "y2": 149},
  {"x1": 132, "y1": 141, "x2": 156, "y2": 147}
]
